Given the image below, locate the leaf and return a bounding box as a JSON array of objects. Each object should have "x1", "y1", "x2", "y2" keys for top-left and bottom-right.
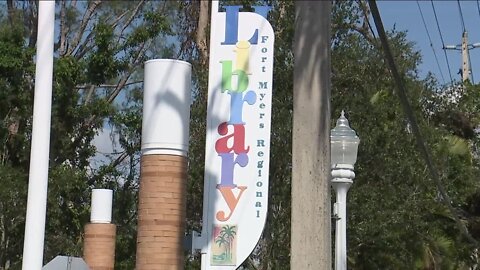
[
  {"x1": 445, "y1": 135, "x2": 469, "y2": 156},
  {"x1": 370, "y1": 90, "x2": 387, "y2": 105},
  {"x1": 370, "y1": 91, "x2": 381, "y2": 104}
]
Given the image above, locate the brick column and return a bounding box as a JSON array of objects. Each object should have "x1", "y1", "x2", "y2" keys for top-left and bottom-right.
[
  {"x1": 137, "y1": 59, "x2": 191, "y2": 269},
  {"x1": 136, "y1": 155, "x2": 187, "y2": 269},
  {"x1": 83, "y1": 223, "x2": 116, "y2": 270}
]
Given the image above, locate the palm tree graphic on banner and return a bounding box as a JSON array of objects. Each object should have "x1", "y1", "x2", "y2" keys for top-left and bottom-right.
[{"x1": 212, "y1": 225, "x2": 237, "y2": 265}]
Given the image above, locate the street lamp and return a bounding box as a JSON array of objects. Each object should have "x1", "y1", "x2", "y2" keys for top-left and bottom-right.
[{"x1": 330, "y1": 111, "x2": 360, "y2": 270}]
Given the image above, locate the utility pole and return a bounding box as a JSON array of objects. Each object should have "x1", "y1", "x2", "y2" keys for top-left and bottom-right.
[
  {"x1": 292, "y1": 1, "x2": 332, "y2": 269},
  {"x1": 461, "y1": 31, "x2": 469, "y2": 83},
  {"x1": 444, "y1": 30, "x2": 480, "y2": 83}
]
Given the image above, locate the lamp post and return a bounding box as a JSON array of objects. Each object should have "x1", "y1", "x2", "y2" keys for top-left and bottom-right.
[{"x1": 330, "y1": 111, "x2": 360, "y2": 270}]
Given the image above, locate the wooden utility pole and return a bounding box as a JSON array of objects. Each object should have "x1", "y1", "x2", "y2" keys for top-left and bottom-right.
[{"x1": 292, "y1": 1, "x2": 332, "y2": 269}]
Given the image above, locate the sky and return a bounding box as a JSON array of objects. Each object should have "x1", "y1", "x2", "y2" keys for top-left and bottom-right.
[
  {"x1": 377, "y1": 1, "x2": 480, "y2": 85},
  {"x1": 92, "y1": 1, "x2": 480, "y2": 159}
]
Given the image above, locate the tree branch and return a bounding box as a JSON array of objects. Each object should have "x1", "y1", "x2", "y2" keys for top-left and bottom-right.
[
  {"x1": 109, "y1": 151, "x2": 130, "y2": 169},
  {"x1": 76, "y1": 80, "x2": 144, "y2": 90},
  {"x1": 358, "y1": 0, "x2": 377, "y2": 43},
  {"x1": 106, "y1": 42, "x2": 147, "y2": 104},
  {"x1": 116, "y1": 0, "x2": 146, "y2": 44},
  {"x1": 73, "y1": 29, "x2": 95, "y2": 60},
  {"x1": 27, "y1": 0, "x2": 37, "y2": 48},
  {"x1": 83, "y1": 85, "x2": 95, "y2": 106},
  {"x1": 67, "y1": 0, "x2": 101, "y2": 56},
  {"x1": 7, "y1": 0, "x2": 14, "y2": 25},
  {"x1": 58, "y1": 0, "x2": 68, "y2": 56}
]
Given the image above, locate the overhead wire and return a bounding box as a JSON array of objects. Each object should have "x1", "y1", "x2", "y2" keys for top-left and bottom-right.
[
  {"x1": 416, "y1": 0, "x2": 446, "y2": 85},
  {"x1": 360, "y1": 0, "x2": 377, "y2": 40},
  {"x1": 457, "y1": 0, "x2": 466, "y2": 32},
  {"x1": 476, "y1": 0, "x2": 480, "y2": 84},
  {"x1": 368, "y1": 0, "x2": 479, "y2": 247},
  {"x1": 477, "y1": 0, "x2": 480, "y2": 19},
  {"x1": 431, "y1": 1, "x2": 454, "y2": 85}
]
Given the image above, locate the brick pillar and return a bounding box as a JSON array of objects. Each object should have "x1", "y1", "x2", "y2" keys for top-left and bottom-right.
[
  {"x1": 83, "y1": 223, "x2": 116, "y2": 270},
  {"x1": 136, "y1": 154, "x2": 187, "y2": 270}
]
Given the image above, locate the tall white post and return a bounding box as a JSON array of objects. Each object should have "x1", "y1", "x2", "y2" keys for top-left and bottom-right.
[
  {"x1": 22, "y1": 1, "x2": 55, "y2": 269},
  {"x1": 331, "y1": 165, "x2": 355, "y2": 270}
]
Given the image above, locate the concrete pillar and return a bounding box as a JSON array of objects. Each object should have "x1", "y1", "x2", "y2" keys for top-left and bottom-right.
[
  {"x1": 83, "y1": 189, "x2": 116, "y2": 270},
  {"x1": 135, "y1": 59, "x2": 191, "y2": 270}
]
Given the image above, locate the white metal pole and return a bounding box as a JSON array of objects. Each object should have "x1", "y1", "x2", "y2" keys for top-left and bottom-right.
[
  {"x1": 333, "y1": 182, "x2": 351, "y2": 270},
  {"x1": 21, "y1": 1, "x2": 55, "y2": 269}
]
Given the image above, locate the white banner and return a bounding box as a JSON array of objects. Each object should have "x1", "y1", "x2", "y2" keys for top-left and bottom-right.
[{"x1": 200, "y1": 2, "x2": 275, "y2": 269}]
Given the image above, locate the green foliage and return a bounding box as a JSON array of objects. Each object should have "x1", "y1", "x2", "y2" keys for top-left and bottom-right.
[
  {"x1": 87, "y1": 23, "x2": 122, "y2": 85},
  {"x1": 0, "y1": 1, "x2": 178, "y2": 268},
  {"x1": 0, "y1": 165, "x2": 27, "y2": 269},
  {"x1": 125, "y1": 12, "x2": 172, "y2": 48},
  {"x1": 1, "y1": 0, "x2": 479, "y2": 269},
  {"x1": 45, "y1": 165, "x2": 90, "y2": 258},
  {"x1": 0, "y1": 23, "x2": 26, "y2": 77},
  {"x1": 329, "y1": 2, "x2": 479, "y2": 269},
  {"x1": 185, "y1": 1, "x2": 480, "y2": 269}
]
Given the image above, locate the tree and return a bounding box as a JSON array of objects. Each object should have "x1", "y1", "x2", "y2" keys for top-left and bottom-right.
[
  {"x1": 329, "y1": 1, "x2": 479, "y2": 268},
  {"x1": 2, "y1": 0, "x2": 479, "y2": 269},
  {"x1": 0, "y1": 1, "x2": 183, "y2": 268},
  {"x1": 248, "y1": 0, "x2": 480, "y2": 269}
]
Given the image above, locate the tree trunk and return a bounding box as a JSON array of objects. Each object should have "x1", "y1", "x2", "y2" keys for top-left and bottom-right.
[
  {"x1": 291, "y1": 1, "x2": 332, "y2": 269},
  {"x1": 196, "y1": 0, "x2": 209, "y2": 65}
]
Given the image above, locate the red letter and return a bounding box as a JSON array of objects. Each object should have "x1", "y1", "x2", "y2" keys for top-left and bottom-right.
[{"x1": 215, "y1": 122, "x2": 250, "y2": 154}]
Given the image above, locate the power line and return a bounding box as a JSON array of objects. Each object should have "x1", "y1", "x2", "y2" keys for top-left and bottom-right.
[
  {"x1": 457, "y1": 0, "x2": 466, "y2": 32},
  {"x1": 477, "y1": 0, "x2": 480, "y2": 20},
  {"x1": 368, "y1": 0, "x2": 479, "y2": 247},
  {"x1": 416, "y1": 0, "x2": 446, "y2": 84},
  {"x1": 431, "y1": 1, "x2": 454, "y2": 85},
  {"x1": 365, "y1": 12, "x2": 377, "y2": 40},
  {"x1": 477, "y1": 0, "x2": 480, "y2": 82}
]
